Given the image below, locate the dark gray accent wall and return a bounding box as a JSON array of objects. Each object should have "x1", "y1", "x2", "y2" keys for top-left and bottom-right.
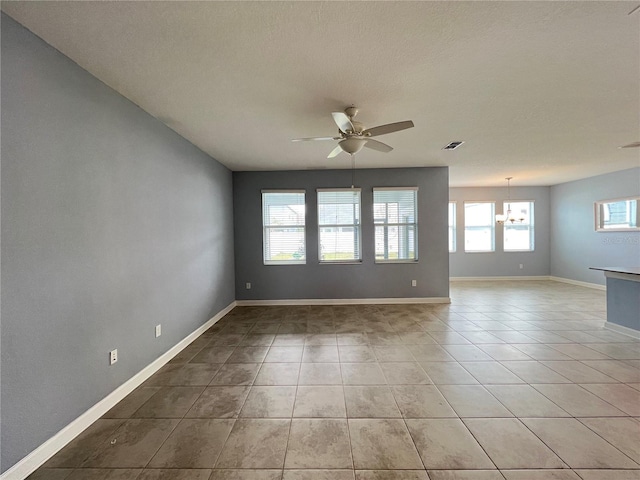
[
  {"x1": 1, "y1": 14, "x2": 235, "y2": 472},
  {"x1": 550, "y1": 168, "x2": 640, "y2": 285},
  {"x1": 449, "y1": 186, "x2": 551, "y2": 277},
  {"x1": 233, "y1": 167, "x2": 449, "y2": 300}
]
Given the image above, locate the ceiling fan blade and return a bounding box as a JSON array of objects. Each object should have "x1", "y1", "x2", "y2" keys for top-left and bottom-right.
[
  {"x1": 332, "y1": 112, "x2": 355, "y2": 133},
  {"x1": 364, "y1": 139, "x2": 393, "y2": 153},
  {"x1": 364, "y1": 120, "x2": 414, "y2": 137},
  {"x1": 327, "y1": 145, "x2": 343, "y2": 158},
  {"x1": 292, "y1": 136, "x2": 341, "y2": 142},
  {"x1": 619, "y1": 141, "x2": 640, "y2": 148}
]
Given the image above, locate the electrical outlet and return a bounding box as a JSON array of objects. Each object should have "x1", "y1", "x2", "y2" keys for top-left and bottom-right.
[
  {"x1": 246, "y1": 282, "x2": 251, "y2": 290},
  {"x1": 411, "y1": 280, "x2": 417, "y2": 287},
  {"x1": 519, "y1": 264, "x2": 524, "y2": 269},
  {"x1": 109, "y1": 349, "x2": 118, "y2": 365},
  {"x1": 155, "y1": 324, "x2": 162, "y2": 338}
]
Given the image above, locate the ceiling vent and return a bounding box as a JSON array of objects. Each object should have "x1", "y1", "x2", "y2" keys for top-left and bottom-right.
[{"x1": 443, "y1": 141, "x2": 464, "y2": 150}]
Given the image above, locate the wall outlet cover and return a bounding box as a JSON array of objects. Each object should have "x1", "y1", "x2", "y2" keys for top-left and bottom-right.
[
  {"x1": 155, "y1": 324, "x2": 161, "y2": 337},
  {"x1": 109, "y1": 349, "x2": 118, "y2": 365}
]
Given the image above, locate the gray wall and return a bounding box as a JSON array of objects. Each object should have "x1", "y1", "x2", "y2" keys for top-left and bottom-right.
[
  {"x1": 550, "y1": 168, "x2": 640, "y2": 285},
  {"x1": 605, "y1": 277, "x2": 640, "y2": 331},
  {"x1": 449, "y1": 186, "x2": 551, "y2": 277},
  {"x1": 233, "y1": 168, "x2": 449, "y2": 300},
  {"x1": 1, "y1": 14, "x2": 235, "y2": 472}
]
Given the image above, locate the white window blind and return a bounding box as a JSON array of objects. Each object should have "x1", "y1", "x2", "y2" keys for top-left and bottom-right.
[
  {"x1": 449, "y1": 201, "x2": 456, "y2": 252},
  {"x1": 318, "y1": 189, "x2": 361, "y2": 262},
  {"x1": 596, "y1": 198, "x2": 639, "y2": 230},
  {"x1": 464, "y1": 202, "x2": 495, "y2": 252},
  {"x1": 504, "y1": 201, "x2": 535, "y2": 251},
  {"x1": 262, "y1": 190, "x2": 306, "y2": 264},
  {"x1": 373, "y1": 188, "x2": 418, "y2": 262}
]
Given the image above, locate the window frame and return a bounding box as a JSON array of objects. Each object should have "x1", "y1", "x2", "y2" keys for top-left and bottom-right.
[
  {"x1": 317, "y1": 188, "x2": 362, "y2": 264},
  {"x1": 449, "y1": 201, "x2": 457, "y2": 253},
  {"x1": 373, "y1": 187, "x2": 419, "y2": 263},
  {"x1": 463, "y1": 201, "x2": 496, "y2": 253},
  {"x1": 261, "y1": 189, "x2": 306, "y2": 265},
  {"x1": 594, "y1": 196, "x2": 640, "y2": 232},
  {"x1": 503, "y1": 200, "x2": 535, "y2": 252}
]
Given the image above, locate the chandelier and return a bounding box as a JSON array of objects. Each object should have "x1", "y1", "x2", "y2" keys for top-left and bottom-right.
[{"x1": 496, "y1": 177, "x2": 525, "y2": 224}]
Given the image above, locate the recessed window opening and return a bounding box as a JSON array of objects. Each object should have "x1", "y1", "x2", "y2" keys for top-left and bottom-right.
[
  {"x1": 262, "y1": 190, "x2": 306, "y2": 265},
  {"x1": 464, "y1": 202, "x2": 495, "y2": 252},
  {"x1": 318, "y1": 188, "x2": 362, "y2": 262},
  {"x1": 373, "y1": 187, "x2": 418, "y2": 262}
]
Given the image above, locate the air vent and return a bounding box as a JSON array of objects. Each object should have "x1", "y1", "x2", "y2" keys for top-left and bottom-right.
[{"x1": 443, "y1": 141, "x2": 464, "y2": 150}]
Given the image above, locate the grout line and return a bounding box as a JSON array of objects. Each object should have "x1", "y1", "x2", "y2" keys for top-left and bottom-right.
[
  {"x1": 343, "y1": 383, "x2": 356, "y2": 472},
  {"x1": 279, "y1": 374, "x2": 298, "y2": 471},
  {"x1": 574, "y1": 417, "x2": 640, "y2": 467},
  {"x1": 455, "y1": 417, "x2": 502, "y2": 472},
  {"x1": 32, "y1": 290, "x2": 640, "y2": 478}
]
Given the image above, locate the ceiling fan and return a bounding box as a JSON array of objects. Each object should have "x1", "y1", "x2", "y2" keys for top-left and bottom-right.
[{"x1": 292, "y1": 106, "x2": 414, "y2": 158}]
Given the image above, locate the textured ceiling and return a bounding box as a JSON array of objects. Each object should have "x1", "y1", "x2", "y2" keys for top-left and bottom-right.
[{"x1": 2, "y1": 1, "x2": 639, "y2": 186}]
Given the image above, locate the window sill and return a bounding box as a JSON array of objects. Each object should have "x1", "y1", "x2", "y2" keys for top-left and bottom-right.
[
  {"x1": 264, "y1": 261, "x2": 306, "y2": 266},
  {"x1": 375, "y1": 260, "x2": 419, "y2": 264},
  {"x1": 318, "y1": 260, "x2": 363, "y2": 265}
]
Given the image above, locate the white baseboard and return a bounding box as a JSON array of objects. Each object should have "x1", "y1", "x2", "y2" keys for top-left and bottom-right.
[
  {"x1": 236, "y1": 297, "x2": 451, "y2": 306},
  {"x1": 549, "y1": 276, "x2": 606, "y2": 291},
  {"x1": 1, "y1": 301, "x2": 236, "y2": 480},
  {"x1": 449, "y1": 276, "x2": 551, "y2": 282},
  {"x1": 604, "y1": 321, "x2": 640, "y2": 340},
  {"x1": 449, "y1": 276, "x2": 607, "y2": 291}
]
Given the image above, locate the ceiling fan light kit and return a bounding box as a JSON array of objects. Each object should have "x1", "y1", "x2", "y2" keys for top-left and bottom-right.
[
  {"x1": 292, "y1": 106, "x2": 414, "y2": 159},
  {"x1": 339, "y1": 137, "x2": 368, "y2": 155}
]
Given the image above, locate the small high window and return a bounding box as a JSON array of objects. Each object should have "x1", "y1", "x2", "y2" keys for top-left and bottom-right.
[{"x1": 595, "y1": 197, "x2": 640, "y2": 231}]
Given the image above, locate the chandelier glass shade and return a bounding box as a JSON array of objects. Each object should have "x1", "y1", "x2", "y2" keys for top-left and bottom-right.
[{"x1": 496, "y1": 177, "x2": 525, "y2": 224}]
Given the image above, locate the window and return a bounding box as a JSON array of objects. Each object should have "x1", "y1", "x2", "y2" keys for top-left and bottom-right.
[
  {"x1": 318, "y1": 189, "x2": 361, "y2": 262},
  {"x1": 464, "y1": 202, "x2": 495, "y2": 252},
  {"x1": 373, "y1": 188, "x2": 418, "y2": 262},
  {"x1": 595, "y1": 197, "x2": 640, "y2": 231},
  {"x1": 504, "y1": 201, "x2": 535, "y2": 251},
  {"x1": 449, "y1": 201, "x2": 456, "y2": 252},
  {"x1": 262, "y1": 190, "x2": 306, "y2": 264}
]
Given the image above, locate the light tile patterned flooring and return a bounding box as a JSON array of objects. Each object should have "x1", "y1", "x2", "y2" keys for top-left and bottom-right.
[{"x1": 30, "y1": 281, "x2": 640, "y2": 480}]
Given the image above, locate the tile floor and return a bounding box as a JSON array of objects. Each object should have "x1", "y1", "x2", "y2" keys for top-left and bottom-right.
[{"x1": 29, "y1": 281, "x2": 640, "y2": 480}]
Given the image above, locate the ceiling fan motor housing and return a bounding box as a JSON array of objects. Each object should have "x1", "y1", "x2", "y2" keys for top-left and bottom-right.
[{"x1": 345, "y1": 106, "x2": 359, "y2": 118}]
